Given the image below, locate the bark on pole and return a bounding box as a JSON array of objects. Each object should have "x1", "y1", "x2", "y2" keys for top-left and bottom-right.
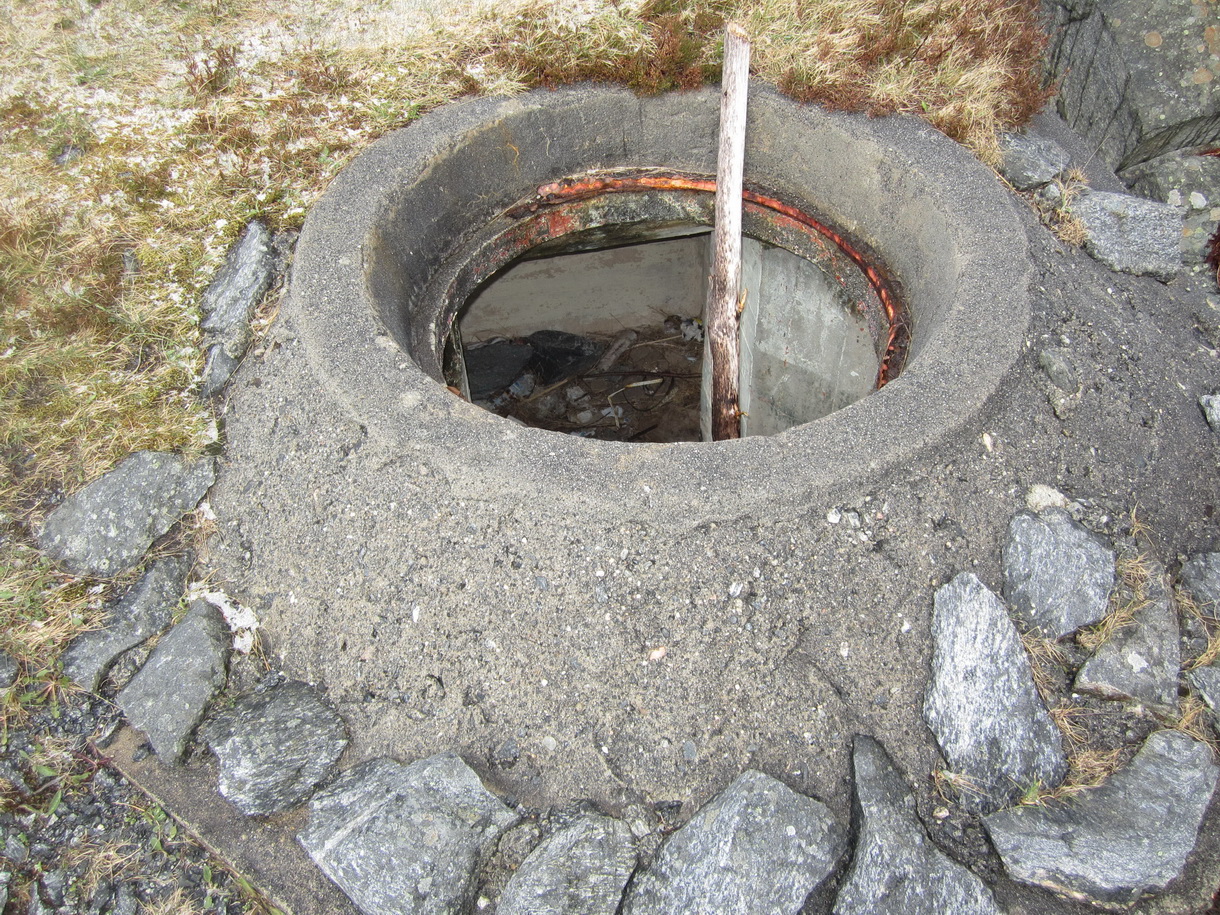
[{"x1": 704, "y1": 22, "x2": 751, "y2": 442}]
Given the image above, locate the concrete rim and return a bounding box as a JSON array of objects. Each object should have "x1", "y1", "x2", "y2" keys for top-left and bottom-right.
[{"x1": 290, "y1": 84, "x2": 1031, "y2": 518}]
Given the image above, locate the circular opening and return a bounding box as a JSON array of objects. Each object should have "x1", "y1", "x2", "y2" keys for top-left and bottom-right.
[
  {"x1": 435, "y1": 171, "x2": 908, "y2": 442},
  {"x1": 292, "y1": 85, "x2": 1029, "y2": 508}
]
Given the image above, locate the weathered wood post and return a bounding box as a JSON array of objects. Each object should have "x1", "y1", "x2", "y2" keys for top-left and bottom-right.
[{"x1": 702, "y1": 23, "x2": 751, "y2": 442}]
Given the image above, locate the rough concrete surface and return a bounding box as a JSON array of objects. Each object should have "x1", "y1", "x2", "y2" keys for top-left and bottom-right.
[{"x1": 197, "y1": 88, "x2": 1220, "y2": 914}]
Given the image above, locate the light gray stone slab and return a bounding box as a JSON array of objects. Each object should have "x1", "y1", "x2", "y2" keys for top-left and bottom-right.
[
  {"x1": 117, "y1": 600, "x2": 229, "y2": 763},
  {"x1": 1003, "y1": 509, "x2": 1115, "y2": 639},
  {"x1": 924, "y1": 573, "x2": 1067, "y2": 813},
  {"x1": 200, "y1": 221, "x2": 275, "y2": 335},
  {"x1": 832, "y1": 736, "x2": 1002, "y2": 915},
  {"x1": 36, "y1": 452, "x2": 215, "y2": 577},
  {"x1": 62, "y1": 555, "x2": 190, "y2": 691},
  {"x1": 299, "y1": 753, "x2": 517, "y2": 915},
  {"x1": 1075, "y1": 568, "x2": 1180, "y2": 712},
  {"x1": 497, "y1": 813, "x2": 635, "y2": 915},
  {"x1": 1072, "y1": 190, "x2": 1183, "y2": 281},
  {"x1": 999, "y1": 133, "x2": 1070, "y2": 190},
  {"x1": 985, "y1": 730, "x2": 1219, "y2": 907},
  {"x1": 622, "y1": 769, "x2": 846, "y2": 915},
  {"x1": 1181, "y1": 552, "x2": 1220, "y2": 609},
  {"x1": 203, "y1": 677, "x2": 349, "y2": 816}
]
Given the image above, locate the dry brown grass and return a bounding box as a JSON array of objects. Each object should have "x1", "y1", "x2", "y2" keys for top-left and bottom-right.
[{"x1": 1077, "y1": 552, "x2": 1153, "y2": 653}]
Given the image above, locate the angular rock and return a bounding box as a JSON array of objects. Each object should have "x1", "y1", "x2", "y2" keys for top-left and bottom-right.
[
  {"x1": 924, "y1": 573, "x2": 1067, "y2": 813},
  {"x1": 62, "y1": 555, "x2": 190, "y2": 692},
  {"x1": 1189, "y1": 664, "x2": 1220, "y2": 721},
  {"x1": 833, "y1": 736, "x2": 1002, "y2": 915},
  {"x1": 1003, "y1": 509, "x2": 1115, "y2": 639},
  {"x1": 1038, "y1": 348, "x2": 1079, "y2": 393},
  {"x1": 1075, "y1": 567, "x2": 1180, "y2": 712},
  {"x1": 1122, "y1": 150, "x2": 1220, "y2": 265},
  {"x1": 1202, "y1": 394, "x2": 1220, "y2": 432},
  {"x1": 203, "y1": 677, "x2": 348, "y2": 816},
  {"x1": 1181, "y1": 552, "x2": 1220, "y2": 609},
  {"x1": 36, "y1": 452, "x2": 215, "y2": 577},
  {"x1": 200, "y1": 221, "x2": 275, "y2": 335},
  {"x1": 0, "y1": 653, "x2": 17, "y2": 692},
  {"x1": 299, "y1": 753, "x2": 517, "y2": 915},
  {"x1": 1072, "y1": 191, "x2": 1182, "y2": 281},
  {"x1": 1045, "y1": 0, "x2": 1220, "y2": 171},
  {"x1": 200, "y1": 342, "x2": 244, "y2": 399},
  {"x1": 117, "y1": 601, "x2": 228, "y2": 763},
  {"x1": 497, "y1": 814, "x2": 636, "y2": 915},
  {"x1": 622, "y1": 769, "x2": 846, "y2": 915},
  {"x1": 999, "y1": 133, "x2": 1070, "y2": 190},
  {"x1": 985, "y1": 730, "x2": 1219, "y2": 907}
]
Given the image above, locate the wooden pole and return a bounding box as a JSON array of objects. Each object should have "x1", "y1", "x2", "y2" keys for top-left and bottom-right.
[{"x1": 704, "y1": 23, "x2": 750, "y2": 442}]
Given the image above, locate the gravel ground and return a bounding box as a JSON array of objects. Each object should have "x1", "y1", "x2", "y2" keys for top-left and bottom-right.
[{"x1": 0, "y1": 689, "x2": 272, "y2": 915}]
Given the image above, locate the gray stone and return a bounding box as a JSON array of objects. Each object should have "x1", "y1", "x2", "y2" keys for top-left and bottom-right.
[
  {"x1": 0, "y1": 653, "x2": 16, "y2": 692},
  {"x1": 1072, "y1": 190, "x2": 1183, "y2": 281},
  {"x1": 999, "y1": 133, "x2": 1071, "y2": 190},
  {"x1": 1122, "y1": 150, "x2": 1220, "y2": 264},
  {"x1": 1181, "y1": 551, "x2": 1220, "y2": 609},
  {"x1": 924, "y1": 573, "x2": 1067, "y2": 813},
  {"x1": 1189, "y1": 664, "x2": 1220, "y2": 720},
  {"x1": 1074, "y1": 566, "x2": 1180, "y2": 712},
  {"x1": 1045, "y1": 0, "x2": 1220, "y2": 171},
  {"x1": 985, "y1": 730, "x2": 1219, "y2": 907},
  {"x1": 1202, "y1": 394, "x2": 1220, "y2": 432},
  {"x1": 1105, "y1": 0, "x2": 1220, "y2": 167},
  {"x1": 622, "y1": 769, "x2": 846, "y2": 915},
  {"x1": 36, "y1": 452, "x2": 215, "y2": 577},
  {"x1": 200, "y1": 221, "x2": 275, "y2": 335},
  {"x1": 497, "y1": 814, "x2": 636, "y2": 915},
  {"x1": 117, "y1": 601, "x2": 228, "y2": 763},
  {"x1": 1044, "y1": 0, "x2": 1141, "y2": 171},
  {"x1": 1039, "y1": 347, "x2": 1079, "y2": 393},
  {"x1": 299, "y1": 753, "x2": 517, "y2": 915},
  {"x1": 200, "y1": 342, "x2": 244, "y2": 399},
  {"x1": 203, "y1": 677, "x2": 348, "y2": 816},
  {"x1": 833, "y1": 736, "x2": 1002, "y2": 915},
  {"x1": 1003, "y1": 509, "x2": 1115, "y2": 638},
  {"x1": 62, "y1": 555, "x2": 190, "y2": 692}
]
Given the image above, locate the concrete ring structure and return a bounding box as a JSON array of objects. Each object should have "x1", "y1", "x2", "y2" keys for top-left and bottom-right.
[{"x1": 291, "y1": 83, "x2": 1031, "y2": 516}]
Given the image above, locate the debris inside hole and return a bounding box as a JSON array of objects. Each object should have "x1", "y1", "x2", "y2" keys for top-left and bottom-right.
[{"x1": 455, "y1": 321, "x2": 707, "y2": 442}]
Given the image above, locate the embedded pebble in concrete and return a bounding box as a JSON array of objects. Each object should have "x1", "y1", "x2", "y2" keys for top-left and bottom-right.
[
  {"x1": 1181, "y1": 552, "x2": 1220, "y2": 609},
  {"x1": 1038, "y1": 348, "x2": 1079, "y2": 393},
  {"x1": 299, "y1": 753, "x2": 516, "y2": 915},
  {"x1": 1071, "y1": 190, "x2": 1182, "y2": 281},
  {"x1": 1201, "y1": 395, "x2": 1220, "y2": 433},
  {"x1": 832, "y1": 736, "x2": 1002, "y2": 915},
  {"x1": 999, "y1": 133, "x2": 1070, "y2": 190},
  {"x1": 117, "y1": 600, "x2": 229, "y2": 763},
  {"x1": 1074, "y1": 564, "x2": 1180, "y2": 712},
  {"x1": 1003, "y1": 509, "x2": 1115, "y2": 638},
  {"x1": 985, "y1": 730, "x2": 1219, "y2": 907},
  {"x1": 36, "y1": 452, "x2": 215, "y2": 577},
  {"x1": 62, "y1": 555, "x2": 190, "y2": 692},
  {"x1": 622, "y1": 769, "x2": 845, "y2": 915},
  {"x1": 923, "y1": 573, "x2": 1067, "y2": 813},
  {"x1": 202, "y1": 677, "x2": 348, "y2": 817},
  {"x1": 496, "y1": 813, "x2": 635, "y2": 915}
]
